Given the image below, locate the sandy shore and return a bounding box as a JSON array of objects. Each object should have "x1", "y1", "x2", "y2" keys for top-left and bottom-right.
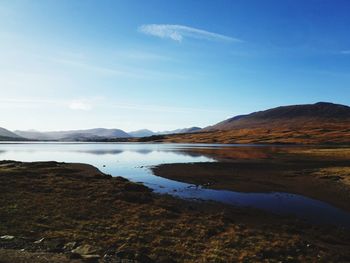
[{"x1": 1, "y1": 160, "x2": 350, "y2": 262}]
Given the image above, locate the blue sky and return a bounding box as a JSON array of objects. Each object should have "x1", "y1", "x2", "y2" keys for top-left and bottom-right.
[{"x1": 1, "y1": 0, "x2": 349, "y2": 131}]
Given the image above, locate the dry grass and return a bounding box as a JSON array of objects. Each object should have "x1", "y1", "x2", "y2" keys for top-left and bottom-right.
[
  {"x1": 1, "y1": 161, "x2": 350, "y2": 262},
  {"x1": 137, "y1": 124, "x2": 350, "y2": 145}
]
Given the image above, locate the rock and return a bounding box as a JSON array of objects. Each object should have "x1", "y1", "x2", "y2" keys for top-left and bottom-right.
[
  {"x1": 72, "y1": 244, "x2": 100, "y2": 258},
  {"x1": 34, "y1": 238, "x2": 45, "y2": 244},
  {"x1": 71, "y1": 242, "x2": 100, "y2": 263},
  {"x1": 64, "y1": 241, "x2": 78, "y2": 250},
  {"x1": 0, "y1": 235, "x2": 15, "y2": 240}
]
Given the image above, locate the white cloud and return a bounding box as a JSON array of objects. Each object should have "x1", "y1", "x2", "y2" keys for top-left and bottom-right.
[
  {"x1": 138, "y1": 24, "x2": 242, "y2": 43},
  {"x1": 69, "y1": 100, "x2": 92, "y2": 111},
  {"x1": 340, "y1": 50, "x2": 350, "y2": 55}
]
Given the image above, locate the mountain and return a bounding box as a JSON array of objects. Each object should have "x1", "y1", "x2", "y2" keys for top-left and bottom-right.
[
  {"x1": 129, "y1": 127, "x2": 202, "y2": 137},
  {"x1": 15, "y1": 130, "x2": 54, "y2": 140},
  {"x1": 159, "y1": 127, "x2": 202, "y2": 135},
  {"x1": 129, "y1": 129, "x2": 155, "y2": 138},
  {"x1": 15, "y1": 128, "x2": 131, "y2": 141},
  {"x1": 0, "y1": 127, "x2": 23, "y2": 140},
  {"x1": 205, "y1": 102, "x2": 350, "y2": 131},
  {"x1": 141, "y1": 102, "x2": 350, "y2": 144},
  {"x1": 10, "y1": 102, "x2": 350, "y2": 144},
  {"x1": 15, "y1": 126, "x2": 201, "y2": 140}
]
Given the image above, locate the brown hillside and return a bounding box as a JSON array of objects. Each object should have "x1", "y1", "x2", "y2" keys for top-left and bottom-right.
[
  {"x1": 138, "y1": 102, "x2": 350, "y2": 144},
  {"x1": 205, "y1": 102, "x2": 350, "y2": 131}
]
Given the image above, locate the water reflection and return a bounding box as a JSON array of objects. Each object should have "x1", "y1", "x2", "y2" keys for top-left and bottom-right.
[
  {"x1": 0, "y1": 142, "x2": 349, "y2": 227},
  {"x1": 75, "y1": 149, "x2": 124, "y2": 155}
]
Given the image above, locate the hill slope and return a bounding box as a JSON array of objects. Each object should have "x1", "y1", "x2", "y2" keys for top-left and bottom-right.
[
  {"x1": 0, "y1": 127, "x2": 23, "y2": 140},
  {"x1": 206, "y1": 102, "x2": 350, "y2": 131},
  {"x1": 142, "y1": 102, "x2": 350, "y2": 144}
]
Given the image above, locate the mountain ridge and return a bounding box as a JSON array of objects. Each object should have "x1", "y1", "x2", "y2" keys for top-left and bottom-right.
[
  {"x1": 128, "y1": 127, "x2": 201, "y2": 137},
  {"x1": 0, "y1": 127, "x2": 23, "y2": 139},
  {"x1": 141, "y1": 102, "x2": 350, "y2": 144},
  {"x1": 12, "y1": 126, "x2": 203, "y2": 141},
  {"x1": 5, "y1": 102, "x2": 350, "y2": 144},
  {"x1": 205, "y1": 102, "x2": 350, "y2": 131},
  {"x1": 15, "y1": 128, "x2": 131, "y2": 141}
]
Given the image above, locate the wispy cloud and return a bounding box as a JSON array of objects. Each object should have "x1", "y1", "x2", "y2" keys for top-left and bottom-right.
[
  {"x1": 340, "y1": 50, "x2": 350, "y2": 55},
  {"x1": 138, "y1": 24, "x2": 242, "y2": 43},
  {"x1": 0, "y1": 97, "x2": 97, "y2": 111},
  {"x1": 50, "y1": 57, "x2": 188, "y2": 79},
  {"x1": 69, "y1": 100, "x2": 92, "y2": 111},
  {"x1": 51, "y1": 58, "x2": 129, "y2": 77},
  {"x1": 0, "y1": 97, "x2": 227, "y2": 115}
]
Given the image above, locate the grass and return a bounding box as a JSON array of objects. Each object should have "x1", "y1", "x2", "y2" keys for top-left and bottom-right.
[
  {"x1": 134, "y1": 123, "x2": 350, "y2": 144},
  {"x1": 0, "y1": 160, "x2": 350, "y2": 262}
]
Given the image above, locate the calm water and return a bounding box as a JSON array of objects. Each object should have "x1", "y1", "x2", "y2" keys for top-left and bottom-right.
[{"x1": 0, "y1": 142, "x2": 349, "y2": 227}]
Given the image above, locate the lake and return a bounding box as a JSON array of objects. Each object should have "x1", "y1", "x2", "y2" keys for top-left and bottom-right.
[{"x1": 1, "y1": 142, "x2": 349, "y2": 227}]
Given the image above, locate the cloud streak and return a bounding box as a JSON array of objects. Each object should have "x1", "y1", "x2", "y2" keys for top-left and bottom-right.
[
  {"x1": 50, "y1": 57, "x2": 188, "y2": 80},
  {"x1": 69, "y1": 100, "x2": 92, "y2": 111},
  {"x1": 340, "y1": 50, "x2": 350, "y2": 55},
  {"x1": 138, "y1": 24, "x2": 241, "y2": 43}
]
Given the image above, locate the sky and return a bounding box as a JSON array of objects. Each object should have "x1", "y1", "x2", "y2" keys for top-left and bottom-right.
[{"x1": 1, "y1": 0, "x2": 350, "y2": 132}]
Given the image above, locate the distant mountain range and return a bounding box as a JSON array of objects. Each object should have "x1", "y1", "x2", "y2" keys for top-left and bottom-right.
[
  {"x1": 2, "y1": 102, "x2": 350, "y2": 144},
  {"x1": 14, "y1": 128, "x2": 130, "y2": 141},
  {"x1": 129, "y1": 127, "x2": 201, "y2": 137},
  {"x1": 128, "y1": 129, "x2": 155, "y2": 138},
  {"x1": 3, "y1": 127, "x2": 202, "y2": 141}
]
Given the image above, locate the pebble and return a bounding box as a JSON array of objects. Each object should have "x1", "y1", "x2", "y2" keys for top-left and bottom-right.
[
  {"x1": 0, "y1": 235, "x2": 15, "y2": 240},
  {"x1": 34, "y1": 238, "x2": 45, "y2": 244}
]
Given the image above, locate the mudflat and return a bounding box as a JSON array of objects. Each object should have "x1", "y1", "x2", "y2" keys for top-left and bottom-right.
[
  {"x1": 1, "y1": 160, "x2": 350, "y2": 262},
  {"x1": 152, "y1": 147, "x2": 350, "y2": 212}
]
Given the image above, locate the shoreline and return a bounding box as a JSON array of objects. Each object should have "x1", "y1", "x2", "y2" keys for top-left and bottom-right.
[
  {"x1": 152, "y1": 160, "x2": 350, "y2": 213},
  {"x1": 2, "y1": 139, "x2": 350, "y2": 147}
]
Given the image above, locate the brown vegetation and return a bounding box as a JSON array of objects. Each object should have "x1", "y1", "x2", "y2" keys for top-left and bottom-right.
[
  {"x1": 137, "y1": 123, "x2": 350, "y2": 144},
  {"x1": 1, "y1": 161, "x2": 350, "y2": 262},
  {"x1": 136, "y1": 102, "x2": 350, "y2": 144}
]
